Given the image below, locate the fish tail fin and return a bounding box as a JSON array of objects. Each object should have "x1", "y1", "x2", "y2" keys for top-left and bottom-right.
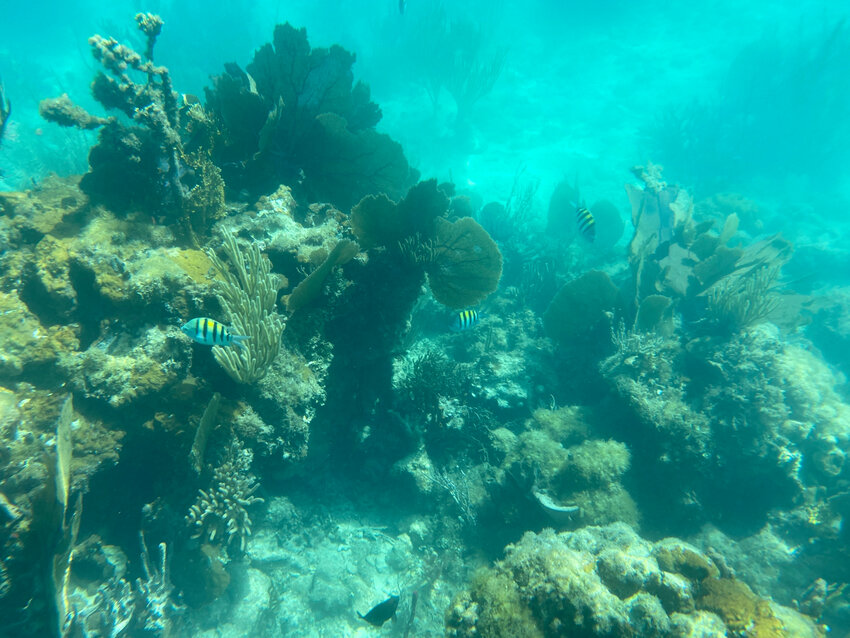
[{"x1": 231, "y1": 335, "x2": 251, "y2": 350}]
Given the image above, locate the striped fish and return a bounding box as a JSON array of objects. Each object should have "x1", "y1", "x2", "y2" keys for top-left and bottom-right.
[
  {"x1": 451, "y1": 309, "x2": 480, "y2": 332},
  {"x1": 181, "y1": 317, "x2": 249, "y2": 349},
  {"x1": 575, "y1": 205, "x2": 596, "y2": 242}
]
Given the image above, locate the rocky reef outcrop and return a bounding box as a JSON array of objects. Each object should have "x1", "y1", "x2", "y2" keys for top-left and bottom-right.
[{"x1": 446, "y1": 523, "x2": 825, "y2": 638}]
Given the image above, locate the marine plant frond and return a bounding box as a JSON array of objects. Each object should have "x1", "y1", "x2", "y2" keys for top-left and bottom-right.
[
  {"x1": 705, "y1": 264, "x2": 780, "y2": 333},
  {"x1": 504, "y1": 164, "x2": 540, "y2": 229}
]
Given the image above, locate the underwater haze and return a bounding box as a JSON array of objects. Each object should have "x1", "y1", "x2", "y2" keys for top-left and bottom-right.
[{"x1": 1, "y1": 1, "x2": 850, "y2": 636}]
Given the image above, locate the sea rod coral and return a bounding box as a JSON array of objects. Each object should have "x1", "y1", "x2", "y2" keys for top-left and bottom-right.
[{"x1": 205, "y1": 229, "x2": 285, "y2": 383}]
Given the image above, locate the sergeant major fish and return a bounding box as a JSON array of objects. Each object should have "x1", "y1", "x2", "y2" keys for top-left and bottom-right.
[
  {"x1": 181, "y1": 318, "x2": 249, "y2": 349},
  {"x1": 451, "y1": 309, "x2": 480, "y2": 331},
  {"x1": 575, "y1": 203, "x2": 596, "y2": 242}
]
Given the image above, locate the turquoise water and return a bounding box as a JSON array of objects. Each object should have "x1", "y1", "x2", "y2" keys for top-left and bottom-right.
[{"x1": 1, "y1": 1, "x2": 849, "y2": 636}]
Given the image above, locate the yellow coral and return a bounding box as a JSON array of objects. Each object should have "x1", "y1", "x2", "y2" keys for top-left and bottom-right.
[
  {"x1": 169, "y1": 248, "x2": 215, "y2": 285},
  {"x1": 654, "y1": 544, "x2": 720, "y2": 581},
  {"x1": 697, "y1": 577, "x2": 824, "y2": 637}
]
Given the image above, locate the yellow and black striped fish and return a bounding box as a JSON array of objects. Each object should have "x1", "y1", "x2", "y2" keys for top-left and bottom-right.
[
  {"x1": 451, "y1": 309, "x2": 480, "y2": 332},
  {"x1": 575, "y1": 205, "x2": 596, "y2": 242},
  {"x1": 181, "y1": 317, "x2": 249, "y2": 349}
]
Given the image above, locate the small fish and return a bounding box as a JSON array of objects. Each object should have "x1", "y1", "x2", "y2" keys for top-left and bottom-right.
[
  {"x1": 180, "y1": 93, "x2": 200, "y2": 107},
  {"x1": 575, "y1": 203, "x2": 596, "y2": 242},
  {"x1": 399, "y1": 0, "x2": 406, "y2": 14},
  {"x1": 451, "y1": 309, "x2": 479, "y2": 331},
  {"x1": 181, "y1": 317, "x2": 249, "y2": 349},
  {"x1": 359, "y1": 594, "x2": 399, "y2": 627}
]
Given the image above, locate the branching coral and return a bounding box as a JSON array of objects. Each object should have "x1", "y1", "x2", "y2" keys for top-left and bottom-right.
[
  {"x1": 39, "y1": 13, "x2": 225, "y2": 234},
  {"x1": 38, "y1": 94, "x2": 109, "y2": 130},
  {"x1": 186, "y1": 444, "x2": 263, "y2": 553},
  {"x1": 441, "y1": 19, "x2": 507, "y2": 125},
  {"x1": 135, "y1": 532, "x2": 184, "y2": 635},
  {"x1": 205, "y1": 229, "x2": 285, "y2": 383},
  {"x1": 428, "y1": 466, "x2": 479, "y2": 526}
]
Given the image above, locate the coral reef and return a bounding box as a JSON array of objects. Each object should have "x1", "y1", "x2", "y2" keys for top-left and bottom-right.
[
  {"x1": 543, "y1": 270, "x2": 620, "y2": 348},
  {"x1": 601, "y1": 321, "x2": 850, "y2": 532},
  {"x1": 7, "y1": 3, "x2": 850, "y2": 634},
  {"x1": 0, "y1": 290, "x2": 78, "y2": 381},
  {"x1": 494, "y1": 406, "x2": 639, "y2": 531},
  {"x1": 62, "y1": 326, "x2": 191, "y2": 408},
  {"x1": 446, "y1": 523, "x2": 824, "y2": 637},
  {"x1": 351, "y1": 180, "x2": 503, "y2": 308},
  {"x1": 205, "y1": 22, "x2": 417, "y2": 205},
  {"x1": 39, "y1": 14, "x2": 225, "y2": 236},
  {"x1": 186, "y1": 444, "x2": 263, "y2": 554}
]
